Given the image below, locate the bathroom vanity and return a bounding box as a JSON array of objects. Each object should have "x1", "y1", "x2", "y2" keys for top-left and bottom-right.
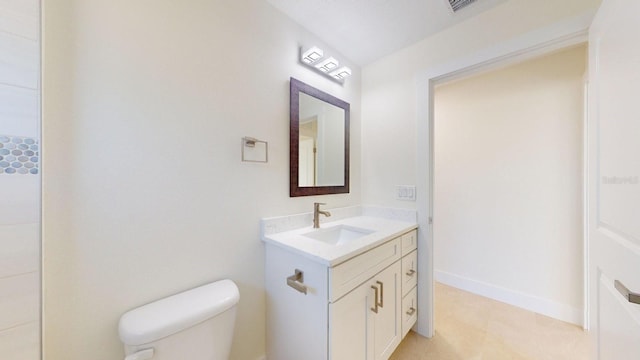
[{"x1": 262, "y1": 211, "x2": 418, "y2": 360}]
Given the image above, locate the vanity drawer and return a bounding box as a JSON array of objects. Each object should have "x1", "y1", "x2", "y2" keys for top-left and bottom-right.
[
  {"x1": 401, "y1": 230, "x2": 417, "y2": 256},
  {"x1": 401, "y1": 250, "x2": 417, "y2": 296},
  {"x1": 401, "y1": 286, "x2": 418, "y2": 338},
  {"x1": 329, "y1": 237, "x2": 402, "y2": 302}
]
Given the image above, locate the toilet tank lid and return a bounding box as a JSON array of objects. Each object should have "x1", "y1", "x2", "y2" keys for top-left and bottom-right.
[{"x1": 118, "y1": 279, "x2": 239, "y2": 346}]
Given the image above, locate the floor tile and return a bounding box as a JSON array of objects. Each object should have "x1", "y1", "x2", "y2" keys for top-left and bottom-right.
[{"x1": 390, "y1": 283, "x2": 589, "y2": 360}]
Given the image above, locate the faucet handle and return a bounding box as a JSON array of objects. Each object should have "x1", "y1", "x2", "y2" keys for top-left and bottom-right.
[{"x1": 314, "y1": 202, "x2": 326, "y2": 206}]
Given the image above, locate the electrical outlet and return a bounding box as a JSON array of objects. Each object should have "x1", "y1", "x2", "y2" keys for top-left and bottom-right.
[{"x1": 396, "y1": 185, "x2": 416, "y2": 201}]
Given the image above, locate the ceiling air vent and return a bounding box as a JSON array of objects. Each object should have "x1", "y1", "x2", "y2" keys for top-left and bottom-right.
[{"x1": 448, "y1": 0, "x2": 479, "y2": 12}]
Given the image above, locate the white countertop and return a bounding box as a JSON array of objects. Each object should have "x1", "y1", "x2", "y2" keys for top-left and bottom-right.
[{"x1": 261, "y1": 216, "x2": 417, "y2": 267}]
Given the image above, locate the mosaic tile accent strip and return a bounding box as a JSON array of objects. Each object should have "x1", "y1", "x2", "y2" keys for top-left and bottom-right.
[{"x1": 0, "y1": 135, "x2": 39, "y2": 175}]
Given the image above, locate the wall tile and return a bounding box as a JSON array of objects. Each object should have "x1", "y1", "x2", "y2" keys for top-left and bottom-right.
[
  {"x1": 0, "y1": 85, "x2": 39, "y2": 137},
  {"x1": 0, "y1": 223, "x2": 39, "y2": 277},
  {"x1": 0, "y1": 272, "x2": 39, "y2": 330},
  {"x1": 0, "y1": 175, "x2": 39, "y2": 224},
  {"x1": 0, "y1": 321, "x2": 39, "y2": 360},
  {"x1": 0, "y1": 32, "x2": 38, "y2": 89},
  {"x1": 0, "y1": 0, "x2": 39, "y2": 40},
  {"x1": 0, "y1": 1, "x2": 40, "y2": 358}
]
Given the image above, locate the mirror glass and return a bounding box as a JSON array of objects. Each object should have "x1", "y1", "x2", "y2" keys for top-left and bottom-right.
[
  {"x1": 290, "y1": 78, "x2": 350, "y2": 197},
  {"x1": 298, "y1": 92, "x2": 345, "y2": 187}
]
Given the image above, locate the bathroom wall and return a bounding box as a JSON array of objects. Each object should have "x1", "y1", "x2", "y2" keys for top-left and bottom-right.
[
  {"x1": 42, "y1": 1, "x2": 360, "y2": 360},
  {"x1": 0, "y1": 0, "x2": 41, "y2": 358},
  {"x1": 361, "y1": 0, "x2": 601, "y2": 207},
  {"x1": 434, "y1": 46, "x2": 586, "y2": 324}
]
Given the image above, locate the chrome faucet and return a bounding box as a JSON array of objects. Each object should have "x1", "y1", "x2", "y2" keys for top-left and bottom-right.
[{"x1": 313, "y1": 202, "x2": 331, "y2": 228}]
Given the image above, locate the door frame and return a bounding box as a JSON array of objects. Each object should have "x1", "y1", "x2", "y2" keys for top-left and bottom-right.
[{"x1": 414, "y1": 12, "x2": 595, "y2": 337}]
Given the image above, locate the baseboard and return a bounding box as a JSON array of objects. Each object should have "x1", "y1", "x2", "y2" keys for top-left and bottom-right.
[{"x1": 435, "y1": 270, "x2": 583, "y2": 326}]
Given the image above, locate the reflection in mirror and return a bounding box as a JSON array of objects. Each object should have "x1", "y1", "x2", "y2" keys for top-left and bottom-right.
[
  {"x1": 298, "y1": 92, "x2": 345, "y2": 187},
  {"x1": 290, "y1": 78, "x2": 349, "y2": 197}
]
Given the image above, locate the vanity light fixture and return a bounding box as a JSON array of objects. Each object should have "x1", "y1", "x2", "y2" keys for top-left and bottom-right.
[
  {"x1": 330, "y1": 66, "x2": 352, "y2": 80},
  {"x1": 314, "y1": 57, "x2": 339, "y2": 73},
  {"x1": 299, "y1": 46, "x2": 352, "y2": 83},
  {"x1": 301, "y1": 46, "x2": 323, "y2": 64}
]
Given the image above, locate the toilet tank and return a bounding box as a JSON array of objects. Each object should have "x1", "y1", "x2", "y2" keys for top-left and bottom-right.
[{"x1": 119, "y1": 279, "x2": 239, "y2": 360}]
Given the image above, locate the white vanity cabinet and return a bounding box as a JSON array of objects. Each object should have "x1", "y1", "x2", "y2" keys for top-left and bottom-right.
[
  {"x1": 265, "y1": 228, "x2": 418, "y2": 360},
  {"x1": 330, "y1": 260, "x2": 402, "y2": 360}
]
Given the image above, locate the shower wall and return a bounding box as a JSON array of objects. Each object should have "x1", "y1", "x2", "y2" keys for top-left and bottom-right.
[{"x1": 0, "y1": 0, "x2": 41, "y2": 358}]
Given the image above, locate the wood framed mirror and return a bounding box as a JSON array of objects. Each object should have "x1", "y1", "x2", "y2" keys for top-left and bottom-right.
[{"x1": 290, "y1": 78, "x2": 350, "y2": 197}]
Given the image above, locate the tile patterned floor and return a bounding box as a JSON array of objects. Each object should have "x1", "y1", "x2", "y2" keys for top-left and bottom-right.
[{"x1": 390, "y1": 283, "x2": 590, "y2": 360}]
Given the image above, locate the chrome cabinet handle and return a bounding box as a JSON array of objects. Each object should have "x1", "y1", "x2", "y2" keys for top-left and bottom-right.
[
  {"x1": 406, "y1": 269, "x2": 416, "y2": 276},
  {"x1": 615, "y1": 280, "x2": 640, "y2": 305},
  {"x1": 376, "y1": 281, "x2": 384, "y2": 308},
  {"x1": 371, "y1": 285, "x2": 379, "y2": 313},
  {"x1": 286, "y1": 269, "x2": 307, "y2": 295},
  {"x1": 406, "y1": 307, "x2": 416, "y2": 316}
]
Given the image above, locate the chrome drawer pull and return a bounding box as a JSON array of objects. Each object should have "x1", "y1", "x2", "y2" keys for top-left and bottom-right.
[
  {"x1": 376, "y1": 281, "x2": 384, "y2": 308},
  {"x1": 406, "y1": 269, "x2": 416, "y2": 276},
  {"x1": 371, "y1": 285, "x2": 379, "y2": 313},
  {"x1": 406, "y1": 307, "x2": 416, "y2": 316},
  {"x1": 615, "y1": 280, "x2": 640, "y2": 305},
  {"x1": 286, "y1": 269, "x2": 307, "y2": 295}
]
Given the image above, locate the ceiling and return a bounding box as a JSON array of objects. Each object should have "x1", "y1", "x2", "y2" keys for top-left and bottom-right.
[{"x1": 266, "y1": 0, "x2": 507, "y2": 66}]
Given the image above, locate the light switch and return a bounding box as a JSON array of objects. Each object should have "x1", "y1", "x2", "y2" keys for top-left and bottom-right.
[{"x1": 396, "y1": 185, "x2": 416, "y2": 201}]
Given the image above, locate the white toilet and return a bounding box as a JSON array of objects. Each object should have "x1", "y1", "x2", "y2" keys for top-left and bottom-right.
[{"x1": 118, "y1": 279, "x2": 240, "y2": 360}]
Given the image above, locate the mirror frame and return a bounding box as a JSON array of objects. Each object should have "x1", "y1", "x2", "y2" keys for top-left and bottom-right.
[{"x1": 290, "y1": 77, "x2": 350, "y2": 197}]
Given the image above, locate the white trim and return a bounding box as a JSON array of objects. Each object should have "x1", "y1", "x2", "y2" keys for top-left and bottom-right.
[
  {"x1": 435, "y1": 270, "x2": 584, "y2": 326},
  {"x1": 415, "y1": 11, "x2": 594, "y2": 337},
  {"x1": 582, "y1": 77, "x2": 590, "y2": 331},
  {"x1": 422, "y1": 11, "x2": 593, "y2": 85}
]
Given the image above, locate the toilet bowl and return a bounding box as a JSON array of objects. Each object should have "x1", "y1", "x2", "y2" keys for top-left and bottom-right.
[{"x1": 118, "y1": 279, "x2": 239, "y2": 360}]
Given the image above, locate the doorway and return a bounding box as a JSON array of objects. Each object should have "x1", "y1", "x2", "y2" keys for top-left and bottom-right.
[
  {"x1": 413, "y1": 21, "x2": 591, "y2": 337},
  {"x1": 432, "y1": 45, "x2": 587, "y2": 328}
]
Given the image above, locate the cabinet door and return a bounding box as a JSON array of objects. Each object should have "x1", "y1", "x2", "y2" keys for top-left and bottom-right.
[
  {"x1": 372, "y1": 261, "x2": 402, "y2": 360},
  {"x1": 330, "y1": 261, "x2": 403, "y2": 360},
  {"x1": 329, "y1": 280, "x2": 375, "y2": 360}
]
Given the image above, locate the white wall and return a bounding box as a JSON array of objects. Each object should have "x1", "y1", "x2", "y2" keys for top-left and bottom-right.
[
  {"x1": 0, "y1": 0, "x2": 40, "y2": 358},
  {"x1": 42, "y1": 1, "x2": 360, "y2": 360},
  {"x1": 361, "y1": 0, "x2": 601, "y2": 208},
  {"x1": 434, "y1": 46, "x2": 586, "y2": 323}
]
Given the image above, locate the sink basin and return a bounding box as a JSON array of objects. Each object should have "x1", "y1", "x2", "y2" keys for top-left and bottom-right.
[{"x1": 302, "y1": 225, "x2": 374, "y2": 246}]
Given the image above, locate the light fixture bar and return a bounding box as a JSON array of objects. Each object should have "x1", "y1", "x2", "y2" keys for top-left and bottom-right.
[{"x1": 299, "y1": 46, "x2": 352, "y2": 83}]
